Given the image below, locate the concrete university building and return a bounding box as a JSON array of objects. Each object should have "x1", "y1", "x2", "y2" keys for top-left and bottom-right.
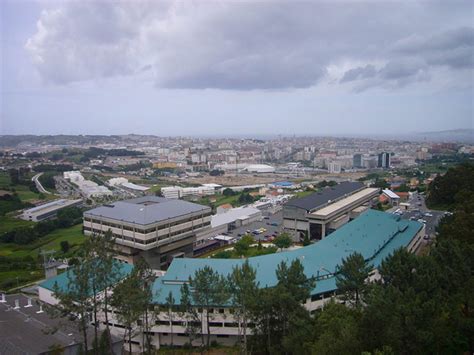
[
  {"x1": 283, "y1": 181, "x2": 379, "y2": 240},
  {"x1": 39, "y1": 210, "x2": 425, "y2": 351},
  {"x1": 83, "y1": 196, "x2": 212, "y2": 269}
]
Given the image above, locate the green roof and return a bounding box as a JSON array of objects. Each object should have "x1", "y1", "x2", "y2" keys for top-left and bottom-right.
[
  {"x1": 39, "y1": 260, "x2": 133, "y2": 295},
  {"x1": 153, "y1": 209, "x2": 423, "y2": 305},
  {"x1": 41, "y1": 210, "x2": 423, "y2": 307}
]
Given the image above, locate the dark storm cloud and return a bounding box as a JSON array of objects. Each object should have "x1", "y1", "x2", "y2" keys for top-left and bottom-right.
[{"x1": 25, "y1": 1, "x2": 473, "y2": 91}]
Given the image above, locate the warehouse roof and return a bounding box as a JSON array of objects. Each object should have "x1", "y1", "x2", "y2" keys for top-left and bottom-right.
[
  {"x1": 39, "y1": 260, "x2": 133, "y2": 293},
  {"x1": 285, "y1": 181, "x2": 365, "y2": 211},
  {"x1": 153, "y1": 209, "x2": 423, "y2": 305},
  {"x1": 382, "y1": 189, "x2": 400, "y2": 199},
  {"x1": 211, "y1": 206, "x2": 261, "y2": 228},
  {"x1": 40, "y1": 210, "x2": 422, "y2": 307},
  {"x1": 84, "y1": 196, "x2": 211, "y2": 225}
]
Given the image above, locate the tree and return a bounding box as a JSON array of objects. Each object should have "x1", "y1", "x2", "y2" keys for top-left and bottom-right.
[
  {"x1": 92, "y1": 231, "x2": 122, "y2": 353},
  {"x1": 222, "y1": 188, "x2": 235, "y2": 196},
  {"x1": 273, "y1": 233, "x2": 292, "y2": 250},
  {"x1": 165, "y1": 291, "x2": 176, "y2": 348},
  {"x1": 111, "y1": 265, "x2": 150, "y2": 355},
  {"x1": 234, "y1": 234, "x2": 254, "y2": 256},
  {"x1": 179, "y1": 283, "x2": 201, "y2": 346},
  {"x1": 228, "y1": 260, "x2": 258, "y2": 354},
  {"x1": 311, "y1": 300, "x2": 362, "y2": 355},
  {"x1": 188, "y1": 266, "x2": 230, "y2": 348},
  {"x1": 335, "y1": 252, "x2": 371, "y2": 307},
  {"x1": 134, "y1": 258, "x2": 156, "y2": 354},
  {"x1": 52, "y1": 245, "x2": 95, "y2": 353},
  {"x1": 302, "y1": 231, "x2": 311, "y2": 246},
  {"x1": 250, "y1": 259, "x2": 315, "y2": 354},
  {"x1": 238, "y1": 192, "x2": 254, "y2": 204},
  {"x1": 60, "y1": 240, "x2": 70, "y2": 254}
]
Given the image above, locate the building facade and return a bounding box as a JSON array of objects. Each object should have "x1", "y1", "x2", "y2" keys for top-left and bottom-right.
[
  {"x1": 40, "y1": 210, "x2": 425, "y2": 352},
  {"x1": 21, "y1": 198, "x2": 83, "y2": 222},
  {"x1": 283, "y1": 182, "x2": 379, "y2": 239},
  {"x1": 83, "y1": 196, "x2": 212, "y2": 269}
]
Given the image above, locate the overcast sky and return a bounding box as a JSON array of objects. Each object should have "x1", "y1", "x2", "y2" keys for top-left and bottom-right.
[{"x1": 1, "y1": 0, "x2": 473, "y2": 136}]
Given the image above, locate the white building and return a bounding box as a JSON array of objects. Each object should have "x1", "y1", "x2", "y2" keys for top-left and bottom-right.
[
  {"x1": 21, "y1": 199, "x2": 83, "y2": 222},
  {"x1": 63, "y1": 171, "x2": 112, "y2": 198},
  {"x1": 328, "y1": 162, "x2": 342, "y2": 174},
  {"x1": 241, "y1": 164, "x2": 275, "y2": 173}
]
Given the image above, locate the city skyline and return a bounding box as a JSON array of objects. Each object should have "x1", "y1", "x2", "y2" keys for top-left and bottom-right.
[{"x1": 1, "y1": 0, "x2": 473, "y2": 136}]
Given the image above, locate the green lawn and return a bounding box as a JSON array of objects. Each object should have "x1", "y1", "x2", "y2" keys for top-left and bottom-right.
[
  {"x1": 0, "y1": 215, "x2": 34, "y2": 234},
  {"x1": 0, "y1": 224, "x2": 86, "y2": 259},
  {"x1": 0, "y1": 172, "x2": 11, "y2": 186},
  {"x1": 0, "y1": 223, "x2": 87, "y2": 291}
]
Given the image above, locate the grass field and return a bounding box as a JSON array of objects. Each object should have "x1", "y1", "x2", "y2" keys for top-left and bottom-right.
[
  {"x1": 0, "y1": 223, "x2": 87, "y2": 290},
  {"x1": 0, "y1": 224, "x2": 86, "y2": 259},
  {"x1": 0, "y1": 215, "x2": 34, "y2": 234}
]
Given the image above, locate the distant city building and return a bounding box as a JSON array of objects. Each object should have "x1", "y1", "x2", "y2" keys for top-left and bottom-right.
[
  {"x1": 241, "y1": 164, "x2": 275, "y2": 173},
  {"x1": 63, "y1": 171, "x2": 112, "y2": 198},
  {"x1": 83, "y1": 196, "x2": 212, "y2": 269},
  {"x1": 353, "y1": 154, "x2": 363, "y2": 168},
  {"x1": 161, "y1": 185, "x2": 219, "y2": 199},
  {"x1": 328, "y1": 162, "x2": 342, "y2": 174},
  {"x1": 378, "y1": 152, "x2": 391, "y2": 169},
  {"x1": 21, "y1": 199, "x2": 83, "y2": 222}
]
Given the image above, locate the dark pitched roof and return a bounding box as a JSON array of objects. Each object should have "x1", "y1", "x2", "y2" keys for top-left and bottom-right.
[{"x1": 285, "y1": 181, "x2": 365, "y2": 211}]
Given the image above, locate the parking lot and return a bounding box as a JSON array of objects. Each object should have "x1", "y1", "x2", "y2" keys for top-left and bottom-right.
[
  {"x1": 400, "y1": 193, "x2": 445, "y2": 235},
  {"x1": 225, "y1": 210, "x2": 284, "y2": 242}
]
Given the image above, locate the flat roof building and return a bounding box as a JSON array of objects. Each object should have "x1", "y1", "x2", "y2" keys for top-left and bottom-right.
[
  {"x1": 283, "y1": 181, "x2": 379, "y2": 239},
  {"x1": 83, "y1": 196, "x2": 212, "y2": 269},
  {"x1": 40, "y1": 210, "x2": 424, "y2": 350},
  {"x1": 21, "y1": 198, "x2": 83, "y2": 222}
]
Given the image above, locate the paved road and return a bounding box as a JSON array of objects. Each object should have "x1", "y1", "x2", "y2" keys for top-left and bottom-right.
[
  {"x1": 32, "y1": 173, "x2": 51, "y2": 195},
  {"x1": 400, "y1": 192, "x2": 445, "y2": 237}
]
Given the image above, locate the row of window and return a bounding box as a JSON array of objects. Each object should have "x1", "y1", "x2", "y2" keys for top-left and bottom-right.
[
  {"x1": 84, "y1": 221, "x2": 210, "y2": 245},
  {"x1": 84, "y1": 212, "x2": 212, "y2": 233}
]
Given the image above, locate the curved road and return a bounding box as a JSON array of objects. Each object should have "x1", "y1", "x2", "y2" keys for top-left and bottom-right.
[{"x1": 32, "y1": 173, "x2": 52, "y2": 194}]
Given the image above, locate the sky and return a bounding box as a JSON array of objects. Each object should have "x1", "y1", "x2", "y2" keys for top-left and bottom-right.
[{"x1": 1, "y1": 0, "x2": 473, "y2": 137}]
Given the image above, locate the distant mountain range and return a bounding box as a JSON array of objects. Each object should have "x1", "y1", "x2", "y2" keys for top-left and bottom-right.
[{"x1": 414, "y1": 129, "x2": 474, "y2": 143}]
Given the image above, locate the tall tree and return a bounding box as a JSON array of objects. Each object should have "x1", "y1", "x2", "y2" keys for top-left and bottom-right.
[
  {"x1": 165, "y1": 291, "x2": 176, "y2": 348},
  {"x1": 228, "y1": 260, "x2": 259, "y2": 354},
  {"x1": 92, "y1": 230, "x2": 121, "y2": 353},
  {"x1": 188, "y1": 266, "x2": 230, "y2": 348},
  {"x1": 111, "y1": 264, "x2": 150, "y2": 354},
  {"x1": 311, "y1": 300, "x2": 362, "y2": 355},
  {"x1": 335, "y1": 252, "x2": 372, "y2": 307},
  {"x1": 179, "y1": 282, "x2": 201, "y2": 346},
  {"x1": 52, "y1": 247, "x2": 95, "y2": 353},
  {"x1": 250, "y1": 259, "x2": 314, "y2": 354}
]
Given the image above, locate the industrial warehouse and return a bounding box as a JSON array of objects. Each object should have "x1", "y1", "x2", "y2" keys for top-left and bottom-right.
[
  {"x1": 283, "y1": 181, "x2": 379, "y2": 239},
  {"x1": 39, "y1": 209, "x2": 424, "y2": 350}
]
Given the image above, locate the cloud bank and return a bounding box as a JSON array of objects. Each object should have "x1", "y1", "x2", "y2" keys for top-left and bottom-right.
[{"x1": 25, "y1": 1, "x2": 474, "y2": 91}]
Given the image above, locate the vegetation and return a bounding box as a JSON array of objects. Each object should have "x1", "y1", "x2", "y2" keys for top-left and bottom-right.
[
  {"x1": 0, "y1": 223, "x2": 86, "y2": 290},
  {"x1": 273, "y1": 233, "x2": 292, "y2": 250},
  {"x1": 1, "y1": 206, "x2": 82, "y2": 245},
  {"x1": 426, "y1": 162, "x2": 474, "y2": 210}
]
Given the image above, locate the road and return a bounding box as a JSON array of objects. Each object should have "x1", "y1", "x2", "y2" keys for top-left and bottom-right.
[
  {"x1": 32, "y1": 173, "x2": 52, "y2": 195},
  {"x1": 400, "y1": 192, "x2": 445, "y2": 238}
]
